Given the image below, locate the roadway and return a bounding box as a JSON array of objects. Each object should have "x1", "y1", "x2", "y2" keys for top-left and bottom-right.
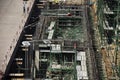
[{"x1": 0, "y1": 0, "x2": 35, "y2": 74}]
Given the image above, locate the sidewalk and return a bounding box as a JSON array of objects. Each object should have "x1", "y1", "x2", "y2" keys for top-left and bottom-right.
[{"x1": 0, "y1": 0, "x2": 35, "y2": 73}]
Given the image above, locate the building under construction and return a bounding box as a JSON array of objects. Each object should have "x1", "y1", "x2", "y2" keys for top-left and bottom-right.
[{"x1": 0, "y1": 0, "x2": 120, "y2": 80}]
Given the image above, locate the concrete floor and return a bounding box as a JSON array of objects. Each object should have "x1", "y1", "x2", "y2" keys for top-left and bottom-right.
[{"x1": 0, "y1": 0, "x2": 34, "y2": 73}]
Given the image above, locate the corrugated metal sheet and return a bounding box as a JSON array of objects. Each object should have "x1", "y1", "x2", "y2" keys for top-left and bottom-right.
[
  {"x1": 48, "y1": 21, "x2": 55, "y2": 30},
  {"x1": 81, "y1": 60, "x2": 86, "y2": 65},
  {"x1": 81, "y1": 65, "x2": 87, "y2": 71},
  {"x1": 35, "y1": 50, "x2": 39, "y2": 70},
  {"x1": 76, "y1": 51, "x2": 88, "y2": 80},
  {"x1": 77, "y1": 55, "x2": 82, "y2": 61},
  {"x1": 48, "y1": 30, "x2": 54, "y2": 39}
]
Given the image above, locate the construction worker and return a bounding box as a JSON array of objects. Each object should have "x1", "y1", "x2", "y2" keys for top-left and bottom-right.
[
  {"x1": 67, "y1": 12, "x2": 72, "y2": 16},
  {"x1": 23, "y1": 0, "x2": 28, "y2": 13},
  {"x1": 23, "y1": 1, "x2": 26, "y2": 13}
]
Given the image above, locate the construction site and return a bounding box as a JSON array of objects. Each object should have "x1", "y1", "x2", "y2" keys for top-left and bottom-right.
[{"x1": 0, "y1": 0, "x2": 120, "y2": 80}]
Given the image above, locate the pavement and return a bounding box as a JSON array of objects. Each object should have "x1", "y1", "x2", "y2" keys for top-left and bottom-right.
[{"x1": 0, "y1": 0, "x2": 35, "y2": 73}]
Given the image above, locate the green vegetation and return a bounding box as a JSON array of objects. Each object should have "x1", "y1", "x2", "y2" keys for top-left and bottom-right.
[{"x1": 54, "y1": 25, "x2": 85, "y2": 42}]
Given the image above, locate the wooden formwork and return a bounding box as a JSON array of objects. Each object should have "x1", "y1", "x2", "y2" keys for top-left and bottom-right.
[
  {"x1": 49, "y1": 0, "x2": 85, "y2": 5},
  {"x1": 64, "y1": 0, "x2": 84, "y2": 5},
  {"x1": 101, "y1": 48, "x2": 113, "y2": 78}
]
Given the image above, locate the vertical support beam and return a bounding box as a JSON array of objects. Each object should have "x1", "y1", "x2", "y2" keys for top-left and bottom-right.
[
  {"x1": 97, "y1": 0, "x2": 106, "y2": 79},
  {"x1": 24, "y1": 47, "x2": 30, "y2": 79},
  {"x1": 98, "y1": 0, "x2": 104, "y2": 46},
  {"x1": 74, "y1": 43, "x2": 77, "y2": 80},
  {"x1": 35, "y1": 50, "x2": 39, "y2": 70}
]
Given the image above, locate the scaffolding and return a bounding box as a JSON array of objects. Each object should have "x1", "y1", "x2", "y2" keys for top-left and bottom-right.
[
  {"x1": 34, "y1": 40, "x2": 77, "y2": 79},
  {"x1": 33, "y1": 1, "x2": 91, "y2": 79},
  {"x1": 97, "y1": 0, "x2": 120, "y2": 79},
  {"x1": 34, "y1": 15, "x2": 88, "y2": 79}
]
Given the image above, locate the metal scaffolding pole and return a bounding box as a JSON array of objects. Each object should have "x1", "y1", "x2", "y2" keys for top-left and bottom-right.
[{"x1": 115, "y1": 0, "x2": 120, "y2": 78}]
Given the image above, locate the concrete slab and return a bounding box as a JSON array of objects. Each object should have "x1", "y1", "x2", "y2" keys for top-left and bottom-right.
[{"x1": 0, "y1": 0, "x2": 35, "y2": 73}]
